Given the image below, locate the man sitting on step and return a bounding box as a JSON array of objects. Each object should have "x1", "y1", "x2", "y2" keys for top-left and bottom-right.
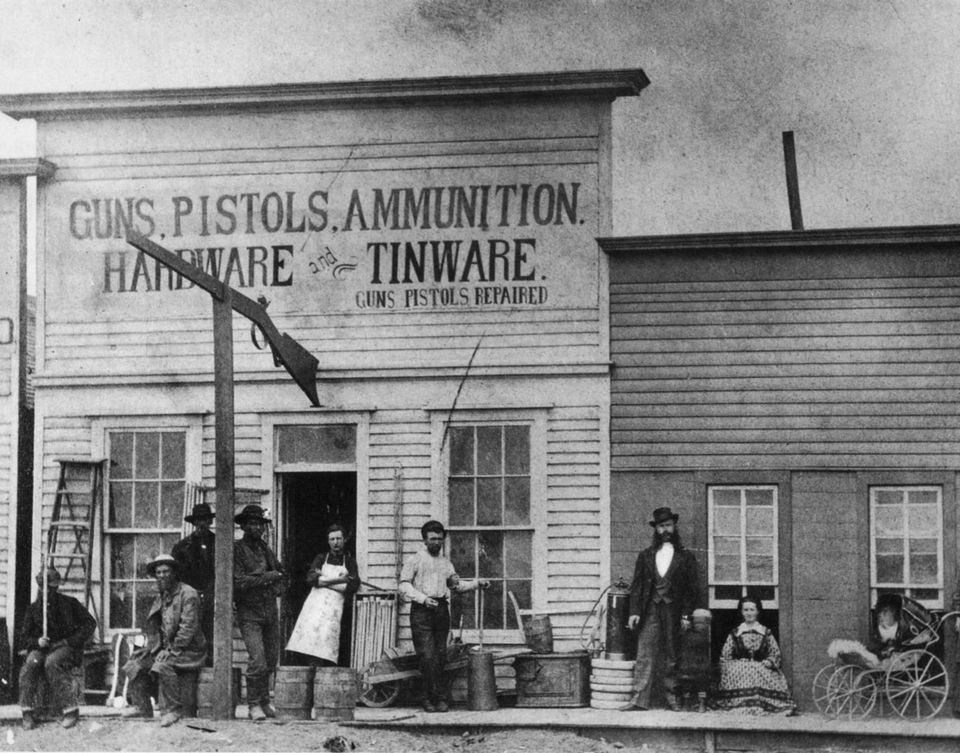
[
  {"x1": 18, "y1": 566, "x2": 97, "y2": 730},
  {"x1": 122, "y1": 554, "x2": 207, "y2": 727}
]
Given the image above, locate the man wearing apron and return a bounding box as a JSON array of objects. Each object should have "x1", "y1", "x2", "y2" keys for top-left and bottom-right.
[{"x1": 287, "y1": 524, "x2": 360, "y2": 666}]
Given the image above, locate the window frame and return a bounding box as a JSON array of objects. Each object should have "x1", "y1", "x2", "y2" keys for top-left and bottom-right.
[
  {"x1": 93, "y1": 415, "x2": 202, "y2": 636},
  {"x1": 869, "y1": 485, "x2": 944, "y2": 609},
  {"x1": 707, "y1": 484, "x2": 780, "y2": 610},
  {"x1": 431, "y1": 409, "x2": 547, "y2": 644}
]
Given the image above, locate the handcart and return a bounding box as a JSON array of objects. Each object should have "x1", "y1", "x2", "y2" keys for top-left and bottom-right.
[{"x1": 812, "y1": 594, "x2": 959, "y2": 721}]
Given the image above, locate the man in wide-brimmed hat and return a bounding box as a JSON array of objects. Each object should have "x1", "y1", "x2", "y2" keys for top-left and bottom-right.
[
  {"x1": 172, "y1": 502, "x2": 215, "y2": 650},
  {"x1": 18, "y1": 566, "x2": 97, "y2": 730},
  {"x1": 623, "y1": 506, "x2": 700, "y2": 711},
  {"x1": 122, "y1": 554, "x2": 206, "y2": 727},
  {"x1": 233, "y1": 505, "x2": 286, "y2": 721}
]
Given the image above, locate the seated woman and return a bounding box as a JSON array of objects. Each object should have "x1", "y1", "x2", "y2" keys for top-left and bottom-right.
[
  {"x1": 869, "y1": 593, "x2": 907, "y2": 667},
  {"x1": 714, "y1": 596, "x2": 796, "y2": 715}
]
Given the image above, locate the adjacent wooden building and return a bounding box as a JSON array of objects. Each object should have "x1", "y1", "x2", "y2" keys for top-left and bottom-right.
[
  {"x1": 602, "y1": 225, "x2": 960, "y2": 707},
  {"x1": 0, "y1": 69, "x2": 648, "y2": 664}
]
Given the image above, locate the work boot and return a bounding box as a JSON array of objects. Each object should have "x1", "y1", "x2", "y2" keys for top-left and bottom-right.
[
  {"x1": 21, "y1": 711, "x2": 37, "y2": 730},
  {"x1": 261, "y1": 702, "x2": 277, "y2": 719},
  {"x1": 249, "y1": 704, "x2": 266, "y2": 722},
  {"x1": 61, "y1": 709, "x2": 79, "y2": 729},
  {"x1": 159, "y1": 710, "x2": 182, "y2": 728}
]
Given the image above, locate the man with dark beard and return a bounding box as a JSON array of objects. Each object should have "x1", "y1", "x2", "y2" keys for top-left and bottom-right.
[{"x1": 623, "y1": 507, "x2": 699, "y2": 711}]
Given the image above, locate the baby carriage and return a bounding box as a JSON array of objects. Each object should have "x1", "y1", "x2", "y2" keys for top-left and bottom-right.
[{"x1": 812, "y1": 594, "x2": 958, "y2": 721}]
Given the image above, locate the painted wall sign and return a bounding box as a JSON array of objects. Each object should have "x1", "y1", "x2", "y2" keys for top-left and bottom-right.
[{"x1": 46, "y1": 165, "x2": 598, "y2": 321}]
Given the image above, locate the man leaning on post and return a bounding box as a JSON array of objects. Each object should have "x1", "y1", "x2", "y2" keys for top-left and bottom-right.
[{"x1": 399, "y1": 520, "x2": 489, "y2": 713}]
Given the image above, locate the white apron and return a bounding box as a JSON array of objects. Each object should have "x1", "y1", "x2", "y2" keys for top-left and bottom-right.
[{"x1": 285, "y1": 556, "x2": 347, "y2": 663}]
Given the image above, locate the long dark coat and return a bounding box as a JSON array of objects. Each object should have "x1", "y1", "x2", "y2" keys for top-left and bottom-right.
[{"x1": 627, "y1": 544, "x2": 699, "y2": 627}]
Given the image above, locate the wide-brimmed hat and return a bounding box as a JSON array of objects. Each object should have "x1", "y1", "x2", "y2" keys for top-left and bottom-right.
[
  {"x1": 184, "y1": 502, "x2": 214, "y2": 523},
  {"x1": 649, "y1": 506, "x2": 680, "y2": 527},
  {"x1": 234, "y1": 504, "x2": 270, "y2": 526},
  {"x1": 145, "y1": 554, "x2": 180, "y2": 577}
]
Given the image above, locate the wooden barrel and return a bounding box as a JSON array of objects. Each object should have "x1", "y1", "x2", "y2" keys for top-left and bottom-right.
[
  {"x1": 313, "y1": 667, "x2": 358, "y2": 722},
  {"x1": 197, "y1": 668, "x2": 242, "y2": 719},
  {"x1": 523, "y1": 615, "x2": 554, "y2": 653},
  {"x1": 274, "y1": 666, "x2": 315, "y2": 720}
]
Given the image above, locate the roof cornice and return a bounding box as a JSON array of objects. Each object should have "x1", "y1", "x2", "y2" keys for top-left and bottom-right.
[
  {"x1": 0, "y1": 157, "x2": 56, "y2": 179},
  {"x1": 0, "y1": 68, "x2": 650, "y2": 119},
  {"x1": 598, "y1": 224, "x2": 960, "y2": 254}
]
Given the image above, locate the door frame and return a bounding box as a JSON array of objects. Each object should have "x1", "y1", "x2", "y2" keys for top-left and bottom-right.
[{"x1": 260, "y1": 412, "x2": 370, "y2": 581}]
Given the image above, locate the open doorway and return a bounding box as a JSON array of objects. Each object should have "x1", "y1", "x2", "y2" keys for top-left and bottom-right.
[{"x1": 278, "y1": 471, "x2": 357, "y2": 666}]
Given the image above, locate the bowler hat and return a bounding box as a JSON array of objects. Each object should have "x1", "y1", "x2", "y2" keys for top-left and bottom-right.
[
  {"x1": 145, "y1": 554, "x2": 180, "y2": 577},
  {"x1": 649, "y1": 506, "x2": 680, "y2": 527},
  {"x1": 184, "y1": 502, "x2": 214, "y2": 523},
  {"x1": 234, "y1": 504, "x2": 269, "y2": 525}
]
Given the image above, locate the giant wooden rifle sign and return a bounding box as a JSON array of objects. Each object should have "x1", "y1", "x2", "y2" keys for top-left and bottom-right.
[{"x1": 126, "y1": 230, "x2": 320, "y2": 719}]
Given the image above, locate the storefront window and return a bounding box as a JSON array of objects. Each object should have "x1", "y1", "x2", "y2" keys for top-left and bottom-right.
[
  {"x1": 106, "y1": 430, "x2": 185, "y2": 630},
  {"x1": 708, "y1": 485, "x2": 779, "y2": 608},
  {"x1": 447, "y1": 424, "x2": 533, "y2": 631},
  {"x1": 870, "y1": 486, "x2": 943, "y2": 608}
]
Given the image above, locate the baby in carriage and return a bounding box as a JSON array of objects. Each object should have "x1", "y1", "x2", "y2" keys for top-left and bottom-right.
[{"x1": 869, "y1": 593, "x2": 907, "y2": 667}]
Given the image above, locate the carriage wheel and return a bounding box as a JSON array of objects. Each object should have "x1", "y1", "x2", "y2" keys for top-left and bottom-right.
[
  {"x1": 885, "y1": 650, "x2": 949, "y2": 721},
  {"x1": 358, "y1": 680, "x2": 402, "y2": 708},
  {"x1": 812, "y1": 664, "x2": 838, "y2": 717},
  {"x1": 827, "y1": 666, "x2": 878, "y2": 720}
]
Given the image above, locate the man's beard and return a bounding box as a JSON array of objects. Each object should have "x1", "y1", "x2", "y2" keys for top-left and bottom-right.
[{"x1": 653, "y1": 530, "x2": 681, "y2": 548}]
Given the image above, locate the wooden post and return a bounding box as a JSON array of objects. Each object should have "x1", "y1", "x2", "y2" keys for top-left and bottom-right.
[
  {"x1": 782, "y1": 131, "x2": 804, "y2": 230},
  {"x1": 212, "y1": 292, "x2": 236, "y2": 720}
]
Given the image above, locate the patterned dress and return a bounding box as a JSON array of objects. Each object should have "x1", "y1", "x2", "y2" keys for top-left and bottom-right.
[{"x1": 714, "y1": 623, "x2": 796, "y2": 715}]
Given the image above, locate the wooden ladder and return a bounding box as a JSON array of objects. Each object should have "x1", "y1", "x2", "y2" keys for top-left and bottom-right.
[{"x1": 47, "y1": 458, "x2": 106, "y2": 644}]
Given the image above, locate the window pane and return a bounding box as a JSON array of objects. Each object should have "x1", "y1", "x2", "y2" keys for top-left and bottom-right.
[
  {"x1": 135, "y1": 582, "x2": 154, "y2": 627},
  {"x1": 111, "y1": 432, "x2": 134, "y2": 479},
  {"x1": 876, "y1": 538, "x2": 903, "y2": 555},
  {"x1": 276, "y1": 424, "x2": 356, "y2": 465},
  {"x1": 478, "y1": 531, "x2": 503, "y2": 579},
  {"x1": 484, "y1": 580, "x2": 504, "y2": 630},
  {"x1": 504, "y1": 426, "x2": 529, "y2": 475},
  {"x1": 449, "y1": 427, "x2": 474, "y2": 476},
  {"x1": 876, "y1": 555, "x2": 904, "y2": 583},
  {"x1": 110, "y1": 534, "x2": 134, "y2": 579},
  {"x1": 160, "y1": 482, "x2": 184, "y2": 528},
  {"x1": 476, "y1": 478, "x2": 502, "y2": 526},
  {"x1": 714, "y1": 554, "x2": 740, "y2": 581},
  {"x1": 874, "y1": 506, "x2": 904, "y2": 536},
  {"x1": 745, "y1": 509, "x2": 774, "y2": 535},
  {"x1": 908, "y1": 507, "x2": 939, "y2": 535},
  {"x1": 110, "y1": 483, "x2": 132, "y2": 528},
  {"x1": 712, "y1": 488, "x2": 741, "y2": 506},
  {"x1": 504, "y1": 477, "x2": 530, "y2": 525},
  {"x1": 476, "y1": 427, "x2": 502, "y2": 476},
  {"x1": 135, "y1": 534, "x2": 165, "y2": 577},
  {"x1": 744, "y1": 488, "x2": 773, "y2": 506},
  {"x1": 449, "y1": 532, "x2": 475, "y2": 579},
  {"x1": 713, "y1": 508, "x2": 740, "y2": 536},
  {"x1": 714, "y1": 536, "x2": 740, "y2": 556},
  {"x1": 449, "y1": 478, "x2": 474, "y2": 526},
  {"x1": 505, "y1": 579, "x2": 531, "y2": 629},
  {"x1": 133, "y1": 482, "x2": 159, "y2": 527},
  {"x1": 874, "y1": 489, "x2": 902, "y2": 505},
  {"x1": 504, "y1": 531, "x2": 533, "y2": 579},
  {"x1": 910, "y1": 554, "x2": 939, "y2": 584},
  {"x1": 745, "y1": 537, "x2": 774, "y2": 556},
  {"x1": 908, "y1": 489, "x2": 939, "y2": 506},
  {"x1": 135, "y1": 433, "x2": 160, "y2": 478},
  {"x1": 110, "y1": 582, "x2": 133, "y2": 630},
  {"x1": 746, "y1": 555, "x2": 774, "y2": 582},
  {"x1": 909, "y1": 537, "x2": 938, "y2": 555},
  {"x1": 161, "y1": 432, "x2": 185, "y2": 478}
]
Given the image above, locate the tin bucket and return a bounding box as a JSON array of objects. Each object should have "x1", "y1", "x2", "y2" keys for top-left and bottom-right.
[
  {"x1": 467, "y1": 650, "x2": 498, "y2": 711},
  {"x1": 274, "y1": 666, "x2": 315, "y2": 720},
  {"x1": 523, "y1": 615, "x2": 554, "y2": 653},
  {"x1": 197, "y1": 667, "x2": 242, "y2": 719},
  {"x1": 313, "y1": 667, "x2": 358, "y2": 721}
]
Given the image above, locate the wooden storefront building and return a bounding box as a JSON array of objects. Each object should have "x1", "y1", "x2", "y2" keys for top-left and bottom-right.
[
  {"x1": 602, "y1": 225, "x2": 960, "y2": 709},
  {"x1": 0, "y1": 69, "x2": 648, "y2": 667}
]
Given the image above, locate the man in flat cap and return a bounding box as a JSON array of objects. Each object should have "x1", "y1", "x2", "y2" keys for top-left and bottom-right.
[
  {"x1": 122, "y1": 554, "x2": 206, "y2": 727},
  {"x1": 172, "y1": 502, "x2": 216, "y2": 651},
  {"x1": 234, "y1": 504, "x2": 286, "y2": 721},
  {"x1": 623, "y1": 506, "x2": 700, "y2": 711},
  {"x1": 18, "y1": 566, "x2": 97, "y2": 730}
]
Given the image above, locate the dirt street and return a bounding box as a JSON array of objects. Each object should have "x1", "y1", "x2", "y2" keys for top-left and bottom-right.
[{"x1": 0, "y1": 718, "x2": 675, "y2": 753}]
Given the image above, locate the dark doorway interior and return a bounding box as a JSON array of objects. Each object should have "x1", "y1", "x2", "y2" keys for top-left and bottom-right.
[{"x1": 279, "y1": 471, "x2": 357, "y2": 666}]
